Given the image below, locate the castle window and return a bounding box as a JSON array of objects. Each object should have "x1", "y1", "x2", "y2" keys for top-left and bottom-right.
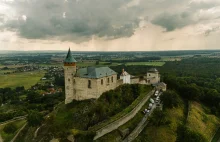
[
  {"x1": 68, "y1": 78, "x2": 70, "y2": 82},
  {"x1": 107, "y1": 78, "x2": 110, "y2": 83},
  {"x1": 111, "y1": 76, "x2": 113, "y2": 82},
  {"x1": 88, "y1": 80, "x2": 91, "y2": 88},
  {"x1": 149, "y1": 74, "x2": 151, "y2": 76},
  {"x1": 101, "y1": 79, "x2": 103, "y2": 85}
]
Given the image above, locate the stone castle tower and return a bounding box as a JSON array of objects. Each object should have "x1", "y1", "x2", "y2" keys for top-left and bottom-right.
[{"x1": 63, "y1": 48, "x2": 77, "y2": 104}]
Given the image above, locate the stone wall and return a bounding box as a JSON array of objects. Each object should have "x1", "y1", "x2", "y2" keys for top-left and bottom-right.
[
  {"x1": 64, "y1": 66, "x2": 76, "y2": 104},
  {"x1": 94, "y1": 90, "x2": 154, "y2": 140},
  {"x1": 130, "y1": 78, "x2": 139, "y2": 84},
  {"x1": 73, "y1": 74, "x2": 117, "y2": 100}
]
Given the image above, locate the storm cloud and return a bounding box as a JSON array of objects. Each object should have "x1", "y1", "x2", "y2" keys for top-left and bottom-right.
[{"x1": 0, "y1": 0, "x2": 220, "y2": 50}]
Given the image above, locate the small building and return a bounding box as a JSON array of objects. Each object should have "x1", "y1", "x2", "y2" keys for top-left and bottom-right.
[
  {"x1": 144, "y1": 68, "x2": 160, "y2": 85},
  {"x1": 120, "y1": 69, "x2": 131, "y2": 84},
  {"x1": 154, "y1": 82, "x2": 167, "y2": 92}
]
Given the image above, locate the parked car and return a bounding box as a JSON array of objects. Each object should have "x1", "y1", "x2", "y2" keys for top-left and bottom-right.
[{"x1": 150, "y1": 98, "x2": 155, "y2": 104}]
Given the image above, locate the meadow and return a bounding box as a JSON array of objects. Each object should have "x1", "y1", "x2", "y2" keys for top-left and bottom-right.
[
  {"x1": 0, "y1": 71, "x2": 46, "y2": 89},
  {"x1": 125, "y1": 62, "x2": 165, "y2": 66}
]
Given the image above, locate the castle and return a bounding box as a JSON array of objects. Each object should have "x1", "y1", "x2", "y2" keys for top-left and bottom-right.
[{"x1": 64, "y1": 49, "x2": 165, "y2": 104}]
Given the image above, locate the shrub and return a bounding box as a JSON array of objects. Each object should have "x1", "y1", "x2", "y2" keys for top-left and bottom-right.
[{"x1": 3, "y1": 123, "x2": 17, "y2": 134}]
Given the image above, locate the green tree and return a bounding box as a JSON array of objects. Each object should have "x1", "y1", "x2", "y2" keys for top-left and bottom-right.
[
  {"x1": 27, "y1": 110, "x2": 43, "y2": 126},
  {"x1": 3, "y1": 123, "x2": 17, "y2": 134},
  {"x1": 149, "y1": 109, "x2": 170, "y2": 126},
  {"x1": 160, "y1": 90, "x2": 181, "y2": 109}
]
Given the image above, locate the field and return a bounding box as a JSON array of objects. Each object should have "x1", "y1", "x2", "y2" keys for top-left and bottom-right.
[
  {"x1": 160, "y1": 57, "x2": 182, "y2": 61},
  {"x1": 0, "y1": 71, "x2": 46, "y2": 89},
  {"x1": 0, "y1": 64, "x2": 26, "y2": 69},
  {"x1": 187, "y1": 102, "x2": 220, "y2": 141},
  {"x1": 0, "y1": 119, "x2": 26, "y2": 142},
  {"x1": 125, "y1": 62, "x2": 165, "y2": 66}
]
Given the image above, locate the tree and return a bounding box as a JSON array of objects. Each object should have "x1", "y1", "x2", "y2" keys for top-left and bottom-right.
[
  {"x1": 95, "y1": 60, "x2": 99, "y2": 65},
  {"x1": 3, "y1": 123, "x2": 17, "y2": 134},
  {"x1": 149, "y1": 109, "x2": 170, "y2": 126},
  {"x1": 27, "y1": 110, "x2": 43, "y2": 126},
  {"x1": 160, "y1": 90, "x2": 181, "y2": 109}
]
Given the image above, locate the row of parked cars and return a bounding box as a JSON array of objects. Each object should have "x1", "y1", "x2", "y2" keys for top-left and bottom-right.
[{"x1": 142, "y1": 90, "x2": 161, "y2": 114}]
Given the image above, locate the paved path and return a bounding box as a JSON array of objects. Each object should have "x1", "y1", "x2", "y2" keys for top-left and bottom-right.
[
  {"x1": 94, "y1": 90, "x2": 155, "y2": 140},
  {"x1": 123, "y1": 103, "x2": 157, "y2": 142},
  {"x1": 11, "y1": 123, "x2": 27, "y2": 142},
  {"x1": 0, "y1": 116, "x2": 27, "y2": 126}
]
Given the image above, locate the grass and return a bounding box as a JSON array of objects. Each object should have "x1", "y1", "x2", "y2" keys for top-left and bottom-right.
[
  {"x1": 160, "y1": 57, "x2": 182, "y2": 61},
  {"x1": 0, "y1": 64, "x2": 25, "y2": 69},
  {"x1": 212, "y1": 127, "x2": 220, "y2": 142},
  {"x1": 125, "y1": 62, "x2": 165, "y2": 66},
  {"x1": 0, "y1": 71, "x2": 46, "y2": 89},
  {"x1": 187, "y1": 101, "x2": 220, "y2": 141},
  {"x1": 96, "y1": 97, "x2": 153, "y2": 141},
  {"x1": 0, "y1": 119, "x2": 26, "y2": 142},
  {"x1": 89, "y1": 85, "x2": 152, "y2": 131},
  {"x1": 134, "y1": 100, "x2": 185, "y2": 142},
  {"x1": 0, "y1": 70, "x2": 14, "y2": 75}
]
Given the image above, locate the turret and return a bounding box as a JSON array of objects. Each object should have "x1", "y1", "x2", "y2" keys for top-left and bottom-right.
[{"x1": 64, "y1": 48, "x2": 77, "y2": 104}]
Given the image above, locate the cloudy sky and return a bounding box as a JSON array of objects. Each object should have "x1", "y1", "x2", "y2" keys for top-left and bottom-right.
[{"x1": 0, "y1": 0, "x2": 220, "y2": 51}]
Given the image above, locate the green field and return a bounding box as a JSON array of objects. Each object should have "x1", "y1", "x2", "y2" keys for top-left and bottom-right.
[
  {"x1": 0, "y1": 71, "x2": 46, "y2": 89},
  {"x1": 0, "y1": 64, "x2": 26, "y2": 69},
  {"x1": 125, "y1": 62, "x2": 165, "y2": 66}
]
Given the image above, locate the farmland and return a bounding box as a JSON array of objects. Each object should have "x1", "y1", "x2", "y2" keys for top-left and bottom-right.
[{"x1": 0, "y1": 71, "x2": 46, "y2": 89}]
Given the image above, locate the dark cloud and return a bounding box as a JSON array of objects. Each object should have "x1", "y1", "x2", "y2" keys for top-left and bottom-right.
[
  {"x1": 1, "y1": 0, "x2": 220, "y2": 41},
  {"x1": 2, "y1": 0, "x2": 140, "y2": 42},
  {"x1": 151, "y1": 0, "x2": 220, "y2": 31}
]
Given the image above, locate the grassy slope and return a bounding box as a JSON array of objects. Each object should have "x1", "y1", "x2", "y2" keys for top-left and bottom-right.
[
  {"x1": 134, "y1": 100, "x2": 185, "y2": 142},
  {"x1": 90, "y1": 85, "x2": 152, "y2": 131},
  {"x1": 96, "y1": 97, "x2": 152, "y2": 142},
  {"x1": 187, "y1": 101, "x2": 220, "y2": 141},
  {"x1": 0, "y1": 120, "x2": 26, "y2": 142},
  {"x1": 0, "y1": 71, "x2": 45, "y2": 89}
]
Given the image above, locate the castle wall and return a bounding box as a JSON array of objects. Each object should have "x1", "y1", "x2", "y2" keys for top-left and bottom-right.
[
  {"x1": 73, "y1": 74, "x2": 117, "y2": 100},
  {"x1": 131, "y1": 78, "x2": 139, "y2": 84}
]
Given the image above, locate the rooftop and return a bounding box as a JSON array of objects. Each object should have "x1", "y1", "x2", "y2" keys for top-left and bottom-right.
[
  {"x1": 148, "y1": 68, "x2": 158, "y2": 72},
  {"x1": 75, "y1": 67, "x2": 117, "y2": 79},
  {"x1": 64, "y1": 48, "x2": 77, "y2": 63}
]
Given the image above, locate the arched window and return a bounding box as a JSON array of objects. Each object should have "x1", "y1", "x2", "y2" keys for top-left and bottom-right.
[
  {"x1": 101, "y1": 79, "x2": 103, "y2": 85},
  {"x1": 107, "y1": 78, "x2": 110, "y2": 83},
  {"x1": 111, "y1": 76, "x2": 113, "y2": 82}
]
